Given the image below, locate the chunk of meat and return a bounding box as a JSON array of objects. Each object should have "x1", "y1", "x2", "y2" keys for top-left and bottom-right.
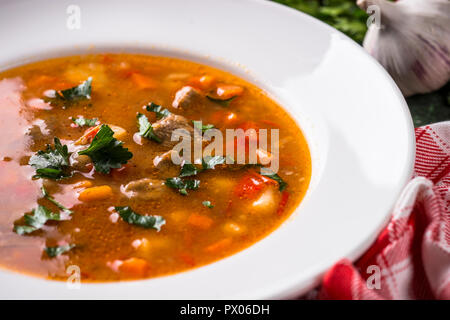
[
  {"x1": 121, "y1": 178, "x2": 165, "y2": 200},
  {"x1": 153, "y1": 150, "x2": 180, "y2": 177},
  {"x1": 152, "y1": 114, "x2": 194, "y2": 148},
  {"x1": 172, "y1": 86, "x2": 201, "y2": 108}
]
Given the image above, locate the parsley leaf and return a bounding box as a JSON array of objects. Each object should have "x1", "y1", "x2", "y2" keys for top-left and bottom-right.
[
  {"x1": 206, "y1": 95, "x2": 235, "y2": 107},
  {"x1": 146, "y1": 102, "x2": 171, "y2": 119},
  {"x1": 29, "y1": 137, "x2": 71, "y2": 180},
  {"x1": 202, "y1": 156, "x2": 226, "y2": 170},
  {"x1": 192, "y1": 120, "x2": 215, "y2": 133},
  {"x1": 14, "y1": 205, "x2": 60, "y2": 235},
  {"x1": 56, "y1": 77, "x2": 92, "y2": 101},
  {"x1": 115, "y1": 206, "x2": 165, "y2": 231},
  {"x1": 137, "y1": 113, "x2": 161, "y2": 143},
  {"x1": 165, "y1": 177, "x2": 200, "y2": 195},
  {"x1": 71, "y1": 116, "x2": 98, "y2": 127},
  {"x1": 202, "y1": 201, "x2": 214, "y2": 208},
  {"x1": 45, "y1": 244, "x2": 75, "y2": 258},
  {"x1": 179, "y1": 163, "x2": 199, "y2": 177},
  {"x1": 41, "y1": 186, "x2": 73, "y2": 215},
  {"x1": 78, "y1": 124, "x2": 133, "y2": 174},
  {"x1": 260, "y1": 168, "x2": 288, "y2": 191}
]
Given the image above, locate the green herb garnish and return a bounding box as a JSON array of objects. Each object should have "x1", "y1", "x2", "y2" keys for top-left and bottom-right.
[
  {"x1": 192, "y1": 120, "x2": 215, "y2": 133},
  {"x1": 78, "y1": 124, "x2": 133, "y2": 174},
  {"x1": 44, "y1": 244, "x2": 75, "y2": 258},
  {"x1": 260, "y1": 168, "x2": 288, "y2": 191},
  {"x1": 56, "y1": 77, "x2": 92, "y2": 101},
  {"x1": 206, "y1": 95, "x2": 235, "y2": 107},
  {"x1": 41, "y1": 186, "x2": 73, "y2": 215},
  {"x1": 29, "y1": 137, "x2": 71, "y2": 180},
  {"x1": 202, "y1": 201, "x2": 214, "y2": 209},
  {"x1": 202, "y1": 155, "x2": 226, "y2": 170},
  {"x1": 71, "y1": 116, "x2": 98, "y2": 127},
  {"x1": 14, "y1": 205, "x2": 61, "y2": 235},
  {"x1": 137, "y1": 113, "x2": 161, "y2": 143},
  {"x1": 115, "y1": 206, "x2": 165, "y2": 231},
  {"x1": 179, "y1": 163, "x2": 199, "y2": 177},
  {"x1": 146, "y1": 102, "x2": 171, "y2": 119},
  {"x1": 165, "y1": 177, "x2": 200, "y2": 195}
]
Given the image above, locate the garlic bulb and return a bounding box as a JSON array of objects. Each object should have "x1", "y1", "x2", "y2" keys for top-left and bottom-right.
[{"x1": 357, "y1": 0, "x2": 450, "y2": 97}]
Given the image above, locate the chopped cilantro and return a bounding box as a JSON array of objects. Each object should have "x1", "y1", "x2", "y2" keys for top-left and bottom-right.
[
  {"x1": 115, "y1": 206, "x2": 165, "y2": 231},
  {"x1": 179, "y1": 163, "x2": 199, "y2": 177},
  {"x1": 78, "y1": 124, "x2": 133, "y2": 174}
]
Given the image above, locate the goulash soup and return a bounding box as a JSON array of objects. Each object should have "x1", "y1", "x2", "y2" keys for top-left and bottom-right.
[{"x1": 0, "y1": 54, "x2": 311, "y2": 281}]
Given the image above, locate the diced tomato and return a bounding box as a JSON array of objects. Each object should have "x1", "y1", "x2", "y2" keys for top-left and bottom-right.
[
  {"x1": 119, "y1": 258, "x2": 150, "y2": 277},
  {"x1": 233, "y1": 171, "x2": 276, "y2": 200},
  {"x1": 276, "y1": 191, "x2": 290, "y2": 216},
  {"x1": 75, "y1": 124, "x2": 101, "y2": 145}
]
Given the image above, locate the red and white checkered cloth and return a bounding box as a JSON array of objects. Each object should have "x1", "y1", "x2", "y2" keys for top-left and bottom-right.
[{"x1": 317, "y1": 121, "x2": 450, "y2": 300}]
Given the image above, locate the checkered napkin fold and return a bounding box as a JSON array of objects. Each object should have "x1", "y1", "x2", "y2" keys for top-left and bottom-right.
[{"x1": 318, "y1": 121, "x2": 450, "y2": 300}]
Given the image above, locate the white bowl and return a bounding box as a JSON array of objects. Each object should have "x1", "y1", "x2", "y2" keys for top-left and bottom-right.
[{"x1": 0, "y1": 0, "x2": 414, "y2": 299}]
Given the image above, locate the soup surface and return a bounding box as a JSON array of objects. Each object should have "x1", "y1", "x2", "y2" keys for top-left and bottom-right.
[{"x1": 0, "y1": 54, "x2": 311, "y2": 281}]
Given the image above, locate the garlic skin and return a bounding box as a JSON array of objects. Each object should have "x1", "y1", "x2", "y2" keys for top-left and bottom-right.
[{"x1": 357, "y1": 0, "x2": 450, "y2": 97}]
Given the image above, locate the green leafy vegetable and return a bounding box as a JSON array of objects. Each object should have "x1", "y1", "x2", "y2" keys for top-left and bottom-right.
[
  {"x1": 115, "y1": 206, "x2": 165, "y2": 231},
  {"x1": 206, "y1": 95, "x2": 235, "y2": 107},
  {"x1": 41, "y1": 186, "x2": 73, "y2": 215},
  {"x1": 45, "y1": 244, "x2": 75, "y2": 258},
  {"x1": 202, "y1": 201, "x2": 214, "y2": 209},
  {"x1": 146, "y1": 102, "x2": 171, "y2": 119},
  {"x1": 180, "y1": 163, "x2": 199, "y2": 177},
  {"x1": 192, "y1": 120, "x2": 215, "y2": 133},
  {"x1": 78, "y1": 124, "x2": 133, "y2": 174},
  {"x1": 14, "y1": 205, "x2": 60, "y2": 235},
  {"x1": 71, "y1": 116, "x2": 98, "y2": 127},
  {"x1": 165, "y1": 177, "x2": 200, "y2": 195},
  {"x1": 137, "y1": 113, "x2": 161, "y2": 143},
  {"x1": 260, "y1": 168, "x2": 288, "y2": 191},
  {"x1": 55, "y1": 77, "x2": 92, "y2": 101},
  {"x1": 202, "y1": 156, "x2": 226, "y2": 170},
  {"x1": 273, "y1": 0, "x2": 368, "y2": 43},
  {"x1": 29, "y1": 138, "x2": 71, "y2": 180}
]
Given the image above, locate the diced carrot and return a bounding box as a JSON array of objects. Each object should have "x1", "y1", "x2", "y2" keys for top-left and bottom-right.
[
  {"x1": 73, "y1": 180, "x2": 93, "y2": 189},
  {"x1": 187, "y1": 213, "x2": 213, "y2": 230},
  {"x1": 277, "y1": 191, "x2": 290, "y2": 216},
  {"x1": 210, "y1": 110, "x2": 237, "y2": 127},
  {"x1": 215, "y1": 84, "x2": 244, "y2": 99},
  {"x1": 119, "y1": 258, "x2": 150, "y2": 277},
  {"x1": 130, "y1": 72, "x2": 158, "y2": 89},
  {"x1": 78, "y1": 185, "x2": 113, "y2": 202},
  {"x1": 75, "y1": 124, "x2": 101, "y2": 145},
  {"x1": 189, "y1": 75, "x2": 216, "y2": 91},
  {"x1": 205, "y1": 238, "x2": 232, "y2": 253}
]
